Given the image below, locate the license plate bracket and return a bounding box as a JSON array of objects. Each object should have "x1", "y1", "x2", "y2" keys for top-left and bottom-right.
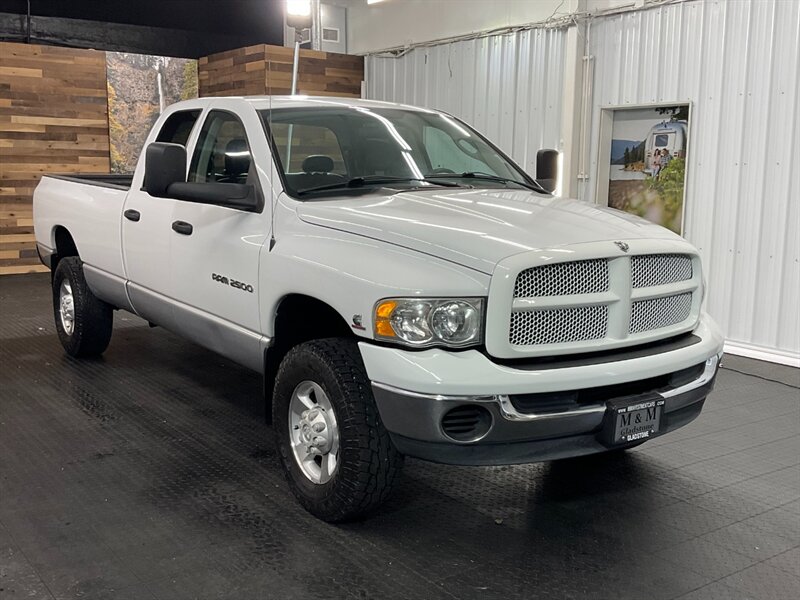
[{"x1": 599, "y1": 393, "x2": 665, "y2": 446}]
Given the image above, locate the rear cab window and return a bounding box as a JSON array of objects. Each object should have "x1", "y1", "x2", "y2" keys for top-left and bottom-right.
[{"x1": 156, "y1": 110, "x2": 201, "y2": 146}]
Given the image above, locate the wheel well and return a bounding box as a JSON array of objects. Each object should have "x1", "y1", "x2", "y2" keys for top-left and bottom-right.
[
  {"x1": 263, "y1": 294, "x2": 354, "y2": 420},
  {"x1": 53, "y1": 226, "x2": 79, "y2": 271}
]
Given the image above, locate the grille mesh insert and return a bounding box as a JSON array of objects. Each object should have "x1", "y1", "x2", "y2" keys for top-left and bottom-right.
[
  {"x1": 514, "y1": 259, "x2": 609, "y2": 298},
  {"x1": 510, "y1": 306, "x2": 608, "y2": 346},
  {"x1": 631, "y1": 254, "x2": 693, "y2": 288},
  {"x1": 629, "y1": 293, "x2": 692, "y2": 334}
]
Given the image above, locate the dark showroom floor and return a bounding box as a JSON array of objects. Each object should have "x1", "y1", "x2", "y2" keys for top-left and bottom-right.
[{"x1": 0, "y1": 274, "x2": 798, "y2": 600}]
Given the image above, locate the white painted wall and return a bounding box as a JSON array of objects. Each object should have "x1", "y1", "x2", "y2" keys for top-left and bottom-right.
[
  {"x1": 348, "y1": 0, "x2": 577, "y2": 54},
  {"x1": 347, "y1": 0, "x2": 638, "y2": 54}
]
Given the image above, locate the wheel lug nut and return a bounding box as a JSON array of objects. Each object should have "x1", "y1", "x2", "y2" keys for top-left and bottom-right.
[
  {"x1": 312, "y1": 422, "x2": 325, "y2": 432},
  {"x1": 308, "y1": 409, "x2": 319, "y2": 420},
  {"x1": 301, "y1": 410, "x2": 309, "y2": 419},
  {"x1": 312, "y1": 436, "x2": 325, "y2": 446}
]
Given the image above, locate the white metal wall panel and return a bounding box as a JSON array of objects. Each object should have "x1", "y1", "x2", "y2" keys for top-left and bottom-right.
[
  {"x1": 364, "y1": 0, "x2": 798, "y2": 361},
  {"x1": 365, "y1": 28, "x2": 567, "y2": 175},
  {"x1": 582, "y1": 0, "x2": 799, "y2": 360}
]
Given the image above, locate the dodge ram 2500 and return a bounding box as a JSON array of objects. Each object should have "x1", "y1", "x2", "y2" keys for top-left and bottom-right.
[{"x1": 34, "y1": 96, "x2": 724, "y2": 521}]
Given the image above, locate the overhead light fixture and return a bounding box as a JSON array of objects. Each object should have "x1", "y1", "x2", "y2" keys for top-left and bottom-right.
[
  {"x1": 286, "y1": 0, "x2": 313, "y2": 41},
  {"x1": 287, "y1": 0, "x2": 311, "y2": 17},
  {"x1": 367, "y1": 0, "x2": 388, "y2": 4}
]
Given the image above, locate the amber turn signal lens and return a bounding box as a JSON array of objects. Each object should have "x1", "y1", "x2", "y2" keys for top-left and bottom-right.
[
  {"x1": 374, "y1": 300, "x2": 398, "y2": 338},
  {"x1": 376, "y1": 300, "x2": 397, "y2": 319}
]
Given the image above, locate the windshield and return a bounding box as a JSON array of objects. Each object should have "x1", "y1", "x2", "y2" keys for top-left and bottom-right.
[{"x1": 258, "y1": 106, "x2": 538, "y2": 198}]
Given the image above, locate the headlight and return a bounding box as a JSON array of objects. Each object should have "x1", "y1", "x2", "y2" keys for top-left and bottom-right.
[{"x1": 374, "y1": 298, "x2": 484, "y2": 348}]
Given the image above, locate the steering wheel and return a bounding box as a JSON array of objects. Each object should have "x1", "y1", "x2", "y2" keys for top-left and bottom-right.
[{"x1": 430, "y1": 167, "x2": 456, "y2": 175}]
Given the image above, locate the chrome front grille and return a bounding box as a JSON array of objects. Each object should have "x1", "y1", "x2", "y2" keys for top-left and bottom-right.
[
  {"x1": 509, "y1": 305, "x2": 608, "y2": 346},
  {"x1": 514, "y1": 259, "x2": 609, "y2": 297},
  {"x1": 505, "y1": 252, "x2": 699, "y2": 354},
  {"x1": 631, "y1": 254, "x2": 693, "y2": 288},
  {"x1": 630, "y1": 292, "x2": 692, "y2": 334}
]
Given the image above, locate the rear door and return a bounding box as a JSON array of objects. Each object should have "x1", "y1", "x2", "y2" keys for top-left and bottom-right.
[
  {"x1": 122, "y1": 108, "x2": 201, "y2": 325},
  {"x1": 167, "y1": 109, "x2": 270, "y2": 372}
]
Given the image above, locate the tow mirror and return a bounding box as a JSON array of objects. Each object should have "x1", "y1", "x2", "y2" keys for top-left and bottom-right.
[
  {"x1": 536, "y1": 149, "x2": 559, "y2": 194},
  {"x1": 144, "y1": 142, "x2": 186, "y2": 197}
]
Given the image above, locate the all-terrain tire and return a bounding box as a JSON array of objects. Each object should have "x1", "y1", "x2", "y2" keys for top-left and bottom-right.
[
  {"x1": 52, "y1": 257, "x2": 113, "y2": 357},
  {"x1": 272, "y1": 338, "x2": 403, "y2": 522}
]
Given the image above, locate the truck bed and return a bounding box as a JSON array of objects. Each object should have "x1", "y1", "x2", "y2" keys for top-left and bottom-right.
[
  {"x1": 33, "y1": 174, "x2": 130, "y2": 284},
  {"x1": 47, "y1": 173, "x2": 133, "y2": 191}
]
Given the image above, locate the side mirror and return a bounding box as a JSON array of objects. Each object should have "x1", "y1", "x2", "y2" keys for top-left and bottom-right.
[
  {"x1": 144, "y1": 142, "x2": 186, "y2": 197},
  {"x1": 536, "y1": 149, "x2": 559, "y2": 194}
]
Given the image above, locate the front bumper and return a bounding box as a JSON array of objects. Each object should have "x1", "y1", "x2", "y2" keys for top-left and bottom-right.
[{"x1": 360, "y1": 314, "x2": 724, "y2": 466}]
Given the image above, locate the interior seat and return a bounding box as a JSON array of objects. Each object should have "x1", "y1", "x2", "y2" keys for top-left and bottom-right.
[
  {"x1": 220, "y1": 138, "x2": 251, "y2": 183},
  {"x1": 288, "y1": 154, "x2": 346, "y2": 191}
]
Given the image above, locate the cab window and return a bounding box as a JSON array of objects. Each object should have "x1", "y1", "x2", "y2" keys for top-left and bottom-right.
[
  {"x1": 188, "y1": 111, "x2": 252, "y2": 185},
  {"x1": 156, "y1": 110, "x2": 201, "y2": 146}
]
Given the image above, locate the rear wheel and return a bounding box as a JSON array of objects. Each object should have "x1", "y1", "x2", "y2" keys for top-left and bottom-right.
[
  {"x1": 272, "y1": 338, "x2": 403, "y2": 522},
  {"x1": 52, "y1": 257, "x2": 113, "y2": 357}
]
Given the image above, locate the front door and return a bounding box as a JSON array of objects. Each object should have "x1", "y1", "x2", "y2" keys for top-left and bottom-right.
[{"x1": 168, "y1": 109, "x2": 269, "y2": 372}]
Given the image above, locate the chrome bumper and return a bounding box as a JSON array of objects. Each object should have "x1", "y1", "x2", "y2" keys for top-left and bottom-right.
[{"x1": 496, "y1": 353, "x2": 720, "y2": 422}]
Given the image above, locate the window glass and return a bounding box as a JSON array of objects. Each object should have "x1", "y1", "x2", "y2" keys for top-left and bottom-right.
[
  {"x1": 188, "y1": 111, "x2": 251, "y2": 184},
  {"x1": 654, "y1": 134, "x2": 670, "y2": 147},
  {"x1": 156, "y1": 110, "x2": 200, "y2": 146},
  {"x1": 423, "y1": 126, "x2": 491, "y2": 174},
  {"x1": 260, "y1": 107, "x2": 531, "y2": 197},
  {"x1": 269, "y1": 123, "x2": 346, "y2": 174}
]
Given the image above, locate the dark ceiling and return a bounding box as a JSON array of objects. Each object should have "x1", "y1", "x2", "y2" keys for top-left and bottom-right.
[{"x1": 0, "y1": 0, "x2": 286, "y2": 58}]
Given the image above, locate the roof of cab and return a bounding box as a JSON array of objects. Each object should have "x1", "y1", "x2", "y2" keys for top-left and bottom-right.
[{"x1": 212, "y1": 95, "x2": 439, "y2": 113}]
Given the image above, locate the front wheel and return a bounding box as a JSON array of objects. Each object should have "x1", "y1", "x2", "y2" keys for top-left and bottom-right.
[
  {"x1": 272, "y1": 339, "x2": 403, "y2": 522},
  {"x1": 52, "y1": 257, "x2": 113, "y2": 357}
]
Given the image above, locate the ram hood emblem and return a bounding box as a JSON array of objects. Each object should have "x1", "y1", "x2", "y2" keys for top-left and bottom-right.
[{"x1": 614, "y1": 241, "x2": 630, "y2": 253}]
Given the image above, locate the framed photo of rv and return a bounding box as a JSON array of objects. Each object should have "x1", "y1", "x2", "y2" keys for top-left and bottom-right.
[{"x1": 595, "y1": 103, "x2": 691, "y2": 235}]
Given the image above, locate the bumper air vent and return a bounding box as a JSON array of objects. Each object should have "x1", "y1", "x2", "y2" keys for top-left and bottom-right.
[{"x1": 441, "y1": 405, "x2": 492, "y2": 442}]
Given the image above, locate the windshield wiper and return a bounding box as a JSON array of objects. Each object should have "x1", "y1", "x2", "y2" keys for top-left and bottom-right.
[
  {"x1": 296, "y1": 176, "x2": 462, "y2": 196},
  {"x1": 426, "y1": 171, "x2": 548, "y2": 193}
]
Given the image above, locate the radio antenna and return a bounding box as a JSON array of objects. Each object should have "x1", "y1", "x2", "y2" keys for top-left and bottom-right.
[{"x1": 268, "y1": 59, "x2": 276, "y2": 251}]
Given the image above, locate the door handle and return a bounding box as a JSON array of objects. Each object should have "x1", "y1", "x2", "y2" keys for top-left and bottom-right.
[
  {"x1": 171, "y1": 220, "x2": 193, "y2": 235},
  {"x1": 124, "y1": 209, "x2": 140, "y2": 222}
]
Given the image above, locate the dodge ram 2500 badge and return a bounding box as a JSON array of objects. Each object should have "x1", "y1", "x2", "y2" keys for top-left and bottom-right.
[{"x1": 33, "y1": 96, "x2": 723, "y2": 521}]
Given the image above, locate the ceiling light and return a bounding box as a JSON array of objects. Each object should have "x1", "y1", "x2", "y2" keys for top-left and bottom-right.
[{"x1": 287, "y1": 0, "x2": 311, "y2": 16}]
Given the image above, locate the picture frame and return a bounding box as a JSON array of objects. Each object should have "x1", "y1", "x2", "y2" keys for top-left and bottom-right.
[{"x1": 594, "y1": 102, "x2": 693, "y2": 236}]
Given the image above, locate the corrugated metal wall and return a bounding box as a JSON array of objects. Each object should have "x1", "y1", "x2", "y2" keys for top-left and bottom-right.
[
  {"x1": 364, "y1": 0, "x2": 799, "y2": 362},
  {"x1": 584, "y1": 0, "x2": 800, "y2": 361},
  {"x1": 365, "y1": 28, "x2": 567, "y2": 175}
]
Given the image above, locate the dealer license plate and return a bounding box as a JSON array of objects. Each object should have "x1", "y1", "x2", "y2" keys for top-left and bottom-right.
[{"x1": 601, "y1": 395, "x2": 666, "y2": 445}]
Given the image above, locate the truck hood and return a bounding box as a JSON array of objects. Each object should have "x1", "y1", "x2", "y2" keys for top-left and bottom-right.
[{"x1": 297, "y1": 188, "x2": 682, "y2": 273}]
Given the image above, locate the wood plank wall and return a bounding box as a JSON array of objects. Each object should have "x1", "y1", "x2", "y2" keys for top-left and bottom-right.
[
  {"x1": 199, "y1": 44, "x2": 363, "y2": 98},
  {"x1": 0, "y1": 41, "x2": 358, "y2": 276},
  {"x1": 0, "y1": 42, "x2": 110, "y2": 275}
]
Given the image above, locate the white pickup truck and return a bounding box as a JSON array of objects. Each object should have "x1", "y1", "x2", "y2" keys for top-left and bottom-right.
[{"x1": 34, "y1": 96, "x2": 723, "y2": 521}]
